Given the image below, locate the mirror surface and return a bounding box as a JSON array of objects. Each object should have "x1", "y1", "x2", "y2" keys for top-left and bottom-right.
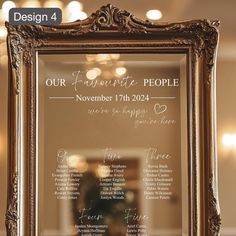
[{"x1": 37, "y1": 53, "x2": 188, "y2": 236}]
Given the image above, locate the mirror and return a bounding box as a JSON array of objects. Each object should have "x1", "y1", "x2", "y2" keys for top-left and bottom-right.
[
  {"x1": 37, "y1": 53, "x2": 188, "y2": 236},
  {"x1": 5, "y1": 5, "x2": 220, "y2": 236}
]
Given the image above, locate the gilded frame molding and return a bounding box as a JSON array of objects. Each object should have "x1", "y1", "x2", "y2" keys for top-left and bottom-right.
[{"x1": 5, "y1": 4, "x2": 220, "y2": 236}]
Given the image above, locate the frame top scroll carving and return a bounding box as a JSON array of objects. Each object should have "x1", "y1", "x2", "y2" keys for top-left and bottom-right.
[
  {"x1": 5, "y1": 4, "x2": 219, "y2": 38},
  {"x1": 5, "y1": 4, "x2": 220, "y2": 78}
]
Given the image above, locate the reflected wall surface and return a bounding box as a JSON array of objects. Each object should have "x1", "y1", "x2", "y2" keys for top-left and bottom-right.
[{"x1": 37, "y1": 53, "x2": 188, "y2": 236}]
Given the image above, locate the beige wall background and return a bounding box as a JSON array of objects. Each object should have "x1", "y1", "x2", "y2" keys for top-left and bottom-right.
[
  {"x1": 0, "y1": 61, "x2": 7, "y2": 236},
  {"x1": 0, "y1": 0, "x2": 236, "y2": 235}
]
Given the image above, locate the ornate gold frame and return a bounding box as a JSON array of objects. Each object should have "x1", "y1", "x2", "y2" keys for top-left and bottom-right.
[{"x1": 5, "y1": 4, "x2": 220, "y2": 236}]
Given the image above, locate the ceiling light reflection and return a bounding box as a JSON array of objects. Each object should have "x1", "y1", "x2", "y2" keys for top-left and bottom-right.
[
  {"x1": 67, "y1": 1, "x2": 82, "y2": 12},
  {"x1": 86, "y1": 68, "x2": 101, "y2": 80},
  {"x1": 110, "y1": 54, "x2": 120, "y2": 60},
  {"x1": 222, "y1": 134, "x2": 236, "y2": 147},
  {"x1": 67, "y1": 154, "x2": 88, "y2": 173},
  {"x1": 146, "y1": 9, "x2": 162, "y2": 20},
  {"x1": 2, "y1": 1, "x2": 16, "y2": 20},
  {"x1": 97, "y1": 165, "x2": 110, "y2": 178},
  {"x1": 96, "y1": 54, "x2": 110, "y2": 62},
  {"x1": 116, "y1": 67, "x2": 127, "y2": 76},
  {"x1": 86, "y1": 54, "x2": 95, "y2": 62},
  {"x1": 85, "y1": 54, "x2": 121, "y2": 62},
  {"x1": 93, "y1": 67, "x2": 102, "y2": 76}
]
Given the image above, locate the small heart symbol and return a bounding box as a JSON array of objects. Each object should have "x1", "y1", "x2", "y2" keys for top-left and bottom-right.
[{"x1": 154, "y1": 103, "x2": 167, "y2": 114}]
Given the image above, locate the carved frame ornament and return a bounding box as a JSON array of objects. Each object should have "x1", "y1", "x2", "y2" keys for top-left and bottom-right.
[{"x1": 5, "y1": 4, "x2": 220, "y2": 236}]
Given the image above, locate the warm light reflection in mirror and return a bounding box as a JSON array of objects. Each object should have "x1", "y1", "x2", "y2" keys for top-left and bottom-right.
[
  {"x1": 2, "y1": 0, "x2": 16, "y2": 20},
  {"x1": 67, "y1": 154, "x2": 88, "y2": 172},
  {"x1": 220, "y1": 133, "x2": 236, "y2": 159},
  {"x1": 222, "y1": 133, "x2": 236, "y2": 148}
]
